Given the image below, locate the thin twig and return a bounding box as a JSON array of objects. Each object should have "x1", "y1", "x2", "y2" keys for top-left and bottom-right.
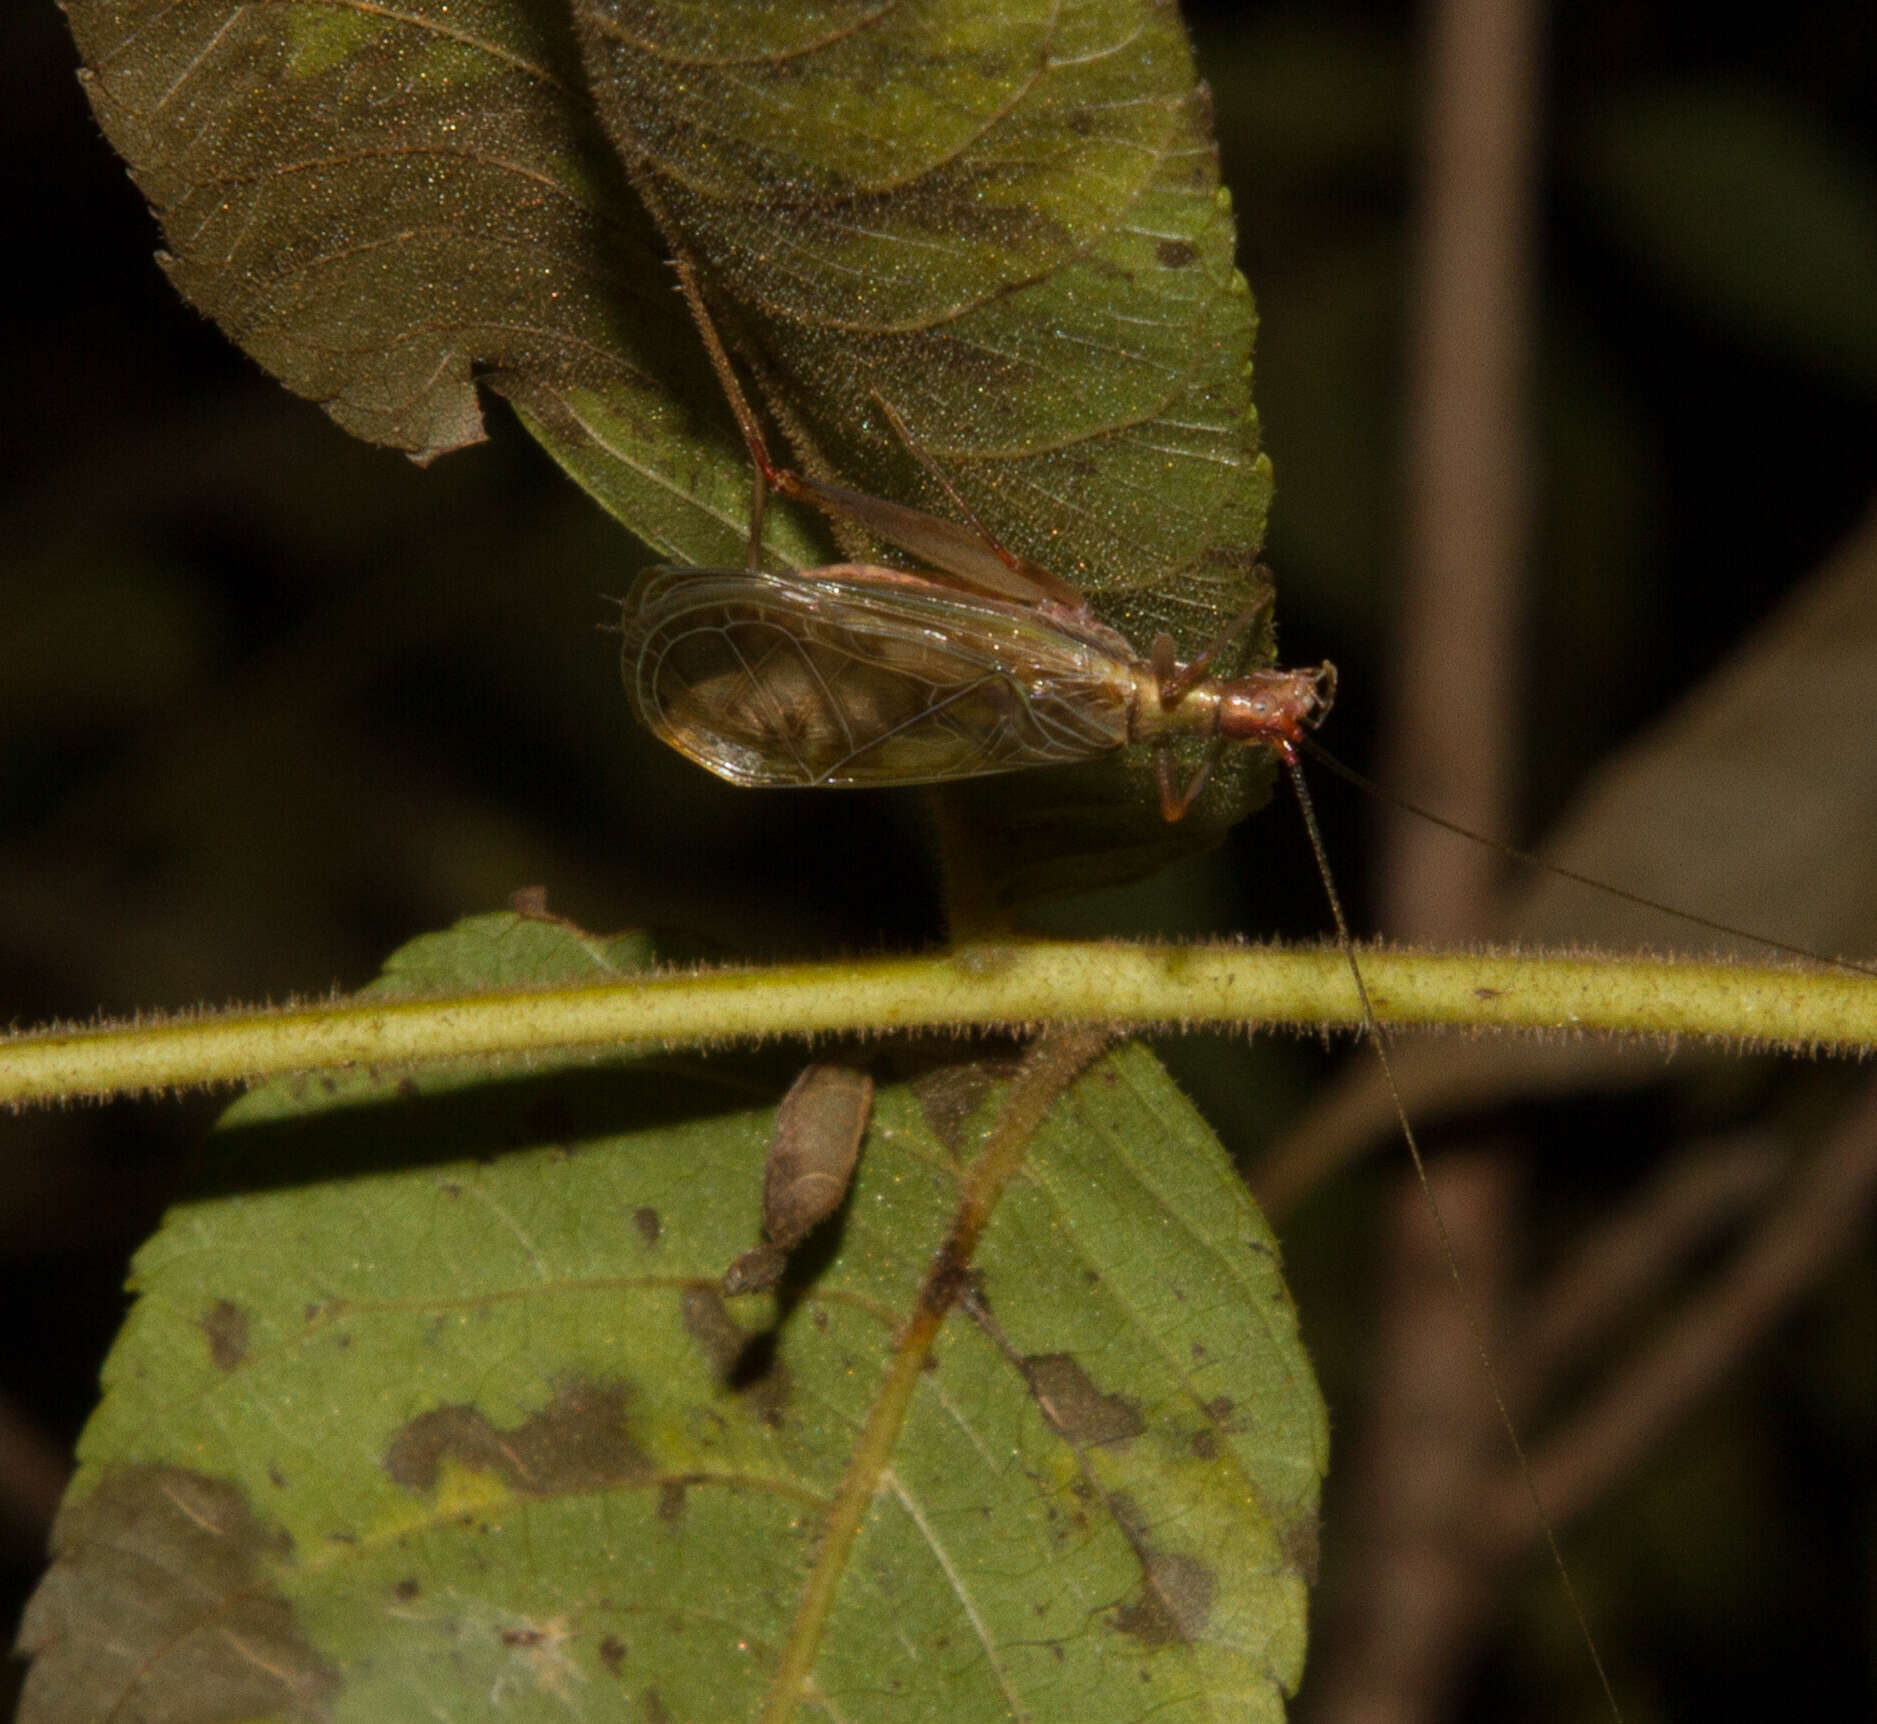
[
  {"x1": 1309, "y1": 0, "x2": 1547, "y2": 1717},
  {"x1": 1382, "y1": 0, "x2": 1542, "y2": 940},
  {"x1": 1494, "y1": 1072, "x2": 1877, "y2": 1542},
  {"x1": 1304, "y1": 1156, "x2": 1516, "y2": 1724},
  {"x1": 1504, "y1": 1133, "x2": 1787, "y2": 1413},
  {"x1": 7, "y1": 945, "x2": 1869, "y2": 1110}
]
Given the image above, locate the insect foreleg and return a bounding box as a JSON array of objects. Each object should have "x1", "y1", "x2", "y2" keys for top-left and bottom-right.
[{"x1": 1158, "y1": 586, "x2": 1276, "y2": 705}]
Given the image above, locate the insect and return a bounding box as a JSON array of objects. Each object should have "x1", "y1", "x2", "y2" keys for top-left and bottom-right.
[
  {"x1": 617, "y1": 258, "x2": 1333, "y2": 823},
  {"x1": 621, "y1": 562, "x2": 1335, "y2": 819}
]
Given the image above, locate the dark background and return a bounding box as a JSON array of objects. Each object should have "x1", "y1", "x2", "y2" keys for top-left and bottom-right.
[{"x1": 4, "y1": 1, "x2": 1876, "y2": 1718}]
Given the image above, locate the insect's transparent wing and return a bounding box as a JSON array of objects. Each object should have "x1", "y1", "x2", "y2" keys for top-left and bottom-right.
[{"x1": 621, "y1": 567, "x2": 1135, "y2": 788}]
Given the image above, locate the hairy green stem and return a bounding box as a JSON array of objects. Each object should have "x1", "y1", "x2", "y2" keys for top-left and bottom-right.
[{"x1": 2, "y1": 943, "x2": 1871, "y2": 1109}]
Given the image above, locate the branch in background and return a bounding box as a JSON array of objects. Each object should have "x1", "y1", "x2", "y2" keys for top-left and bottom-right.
[
  {"x1": 1503, "y1": 1133, "x2": 1787, "y2": 1412},
  {"x1": 1311, "y1": 0, "x2": 1546, "y2": 1717},
  {"x1": 1304, "y1": 1156, "x2": 1516, "y2": 1724},
  {"x1": 1383, "y1": 0, "x2": 1541, "y2": 940},
  {"x1": 1496, "y1": 1071, "x2": 1877, "y2": 1542}
]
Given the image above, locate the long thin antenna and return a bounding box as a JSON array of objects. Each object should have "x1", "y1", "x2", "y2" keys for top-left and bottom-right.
[
  {"x1": 1282, "y1": 748, "x2": 1625, "y2": 1724},
  {"x1": 1302, "y1": 737, "x2": 1877, "y2": 980}
]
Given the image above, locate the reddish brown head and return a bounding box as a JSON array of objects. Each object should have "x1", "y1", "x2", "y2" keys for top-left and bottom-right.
[{"x1": 1215, "y1": 662, "x2": 1338, "y2": 751}]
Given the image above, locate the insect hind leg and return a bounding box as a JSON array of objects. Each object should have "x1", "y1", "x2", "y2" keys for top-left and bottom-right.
[
  {"x1": 871, "y1": 393, "x2": 1023, "y2": 573},
  {"x1": 1154, "y1": 737, "x2": 1228, "y2": 823},
  {"x1": 667, "y1": 242, "x2": 783, "y2": 571}
]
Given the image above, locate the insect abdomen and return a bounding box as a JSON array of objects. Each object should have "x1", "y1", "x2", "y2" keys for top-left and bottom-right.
[{"x1": 621, "y1": 567, "x2": 1133, "y2": 789}]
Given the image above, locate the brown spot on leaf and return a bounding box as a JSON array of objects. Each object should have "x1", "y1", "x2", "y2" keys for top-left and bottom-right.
[
  {"x1": 920, "y1": 1246, "x2": 971, "y2": 1319},
  {"x1": 1021, "y1": 1355, "x2": 1146, "y2": 1446},
  {"x1": 383, "y1": 1379, "x2": 649, "y2": 1498},
  {"x1": 1205, "y1": 1395, "x2": 1235, "y2": 1424},
  {"x1": 632, "y1": 1206, "x2": 661, "y2": 1248},
  {"x1": 598, "y1": 1635, "x2": 625, "y2": 1676},
  {"x1": 1155, "y1": 238, "x2": 1199, "y2": 269},
  {"x1": 1102, "y1": 1492, "x2": 1217, "y2": 1647},
  {"x1": 16, "y1": 1466, "x2": 339, "y2": 1722},
  {"x1": 394, "y1": 1577, "x2": 420, "y2": 1601},
  {"x1": 643, "y1": 1688, "x2": 673, "y2": 1724},
  {"x1": 908, "y1": 1049, "x2": 1022, "y2": 1149},
  {"x1": 1282, "y1": 1511, "x2": 1323, "y2": 1587},
  {"x1": 1109, "y1": 1549, "x2": 1217, "y2": 1648},
  {"x1": 199, "y1": 1299, "x2": 249, "y2": 1372},
  {"x1": 657, "y1": 1479, "x2": 686, "y2": 1524},
  {"x1": 680, "y1": 1286, "x2": 744, "y2": 1376},
  {"x1": 722, "y1": 1243, "x2": 786, "y2": 1297},
  {"x1": 1190, "y1": 1428, "x2": 1219, "y2": 1461}
]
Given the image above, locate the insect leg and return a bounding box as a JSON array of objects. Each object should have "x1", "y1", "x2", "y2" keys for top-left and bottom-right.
[
  {"x1": 667, "y1": 228, "x2": 1096, "y2": 612},
  {"x1": 667, "y1": 242, "x2": 783, "y2": 570},
  {"x1": 669, "y1": 246, "x2": 780, "y2": 480},
  {"x1": 1158, "y1": 581, "x2": 1276, "y2": 705},
  {"x1": 1154, "y1": 737, "x2": 1227, "y2": 823},
  {"x1": 868, "y1": 392, "x2": 1054, "y2": 587}
]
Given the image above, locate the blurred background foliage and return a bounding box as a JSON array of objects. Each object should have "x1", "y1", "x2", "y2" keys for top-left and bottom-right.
[{"x1": 3, "y1": 1, "x2": 1875, "y2": 1719}]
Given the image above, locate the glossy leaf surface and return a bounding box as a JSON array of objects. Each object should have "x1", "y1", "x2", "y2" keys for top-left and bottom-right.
[{"x1": 18, "y1": 912, "x2": 1327, "y2": 1722}]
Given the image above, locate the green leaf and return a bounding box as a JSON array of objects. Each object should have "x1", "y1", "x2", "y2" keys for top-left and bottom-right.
[
  {"x1": 62, "y1": 0, "x2": 1286, "y2": 894},
  {"x1": 18, "y1": 913, "x2": 1327, "y2": 1722},
  {"x1": 59, "y1": 0, "x2": 812, "y2": 567},
  {"x1": 577, "y1": 2, "x2": 1270, "y2": 633}
]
